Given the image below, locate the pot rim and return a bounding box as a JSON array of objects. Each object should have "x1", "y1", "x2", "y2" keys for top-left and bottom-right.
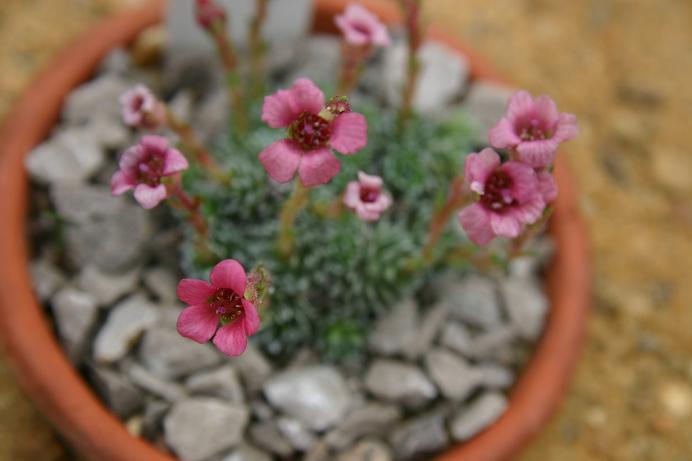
[{"x1": 0, "y1": 1, "x2": 590, "y2": 460}]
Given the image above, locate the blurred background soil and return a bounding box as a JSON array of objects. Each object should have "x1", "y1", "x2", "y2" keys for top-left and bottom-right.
[{"x1": 1, "y1": 0, "x2": 691, "y2": 460}]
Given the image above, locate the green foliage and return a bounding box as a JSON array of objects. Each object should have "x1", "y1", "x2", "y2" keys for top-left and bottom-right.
[{"x1": 181, "y1": 100, "x2": 477, "y2": 361}]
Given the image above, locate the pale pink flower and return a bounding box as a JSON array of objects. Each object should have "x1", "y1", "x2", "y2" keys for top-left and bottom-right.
[
  {"x1": 335, "y1": 3, "x2": 391, "y2": 48},
  {"x1": 120, "y1": 85, "x2": 165, "y2": 130},
  {"x1": 489, "y1": 91, "x2": 578, "y2": 168},
  {"x1": 458, "y1": 148, "x2": 546, "y2": 246},
  {"x1": 259, "y1": 78, "x2": 368, "y2": 187},
  {"x1": 111, "y1": 135, "x2": 189, "y2": 209},
  {"x1": 176, "y1": 259, "x2": 260, "y2": 357},
  {"x1": 343, "y1": 171, "x2": 392, "y2": 221},
  {"x1": 195, "y1": 0, "x2": 226, "y2": 29}
]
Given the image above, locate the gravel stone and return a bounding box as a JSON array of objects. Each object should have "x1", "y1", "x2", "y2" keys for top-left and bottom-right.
[
  {"x1": 30, "y1": 258, "x2": 66, "y2": 302},
  {"x1": 468, "y1": 326, "x2": 518, "y2": 361},
  {"x1": 87, "y1": 115, "x2": 130, "y2": 150},
  {"x1": 383, "y1": 41, "x2": 469, "y2": 114},
  {"x1": 364, "y1": 359, "x2": 437, "y2": 408},
  {"x1": 263, "y1": 365, "x2": 353, "y2": 431},
  {"x1": 50, "y1": 183, "x2": 123, "y2": 224},
  {"x1": 404, "y1": 304, "x2": 448, "y2": 360},
  {"x1": 439, "y1": 275, "x2": 502, "y2": 330},
  {"x1": 93, "y1": 295, "x2": 158, "y2": 363},
  {"x1": 232, "y1": 343, "x2": 273, "y2": 393},
  {"x1": 248, "y1": 421, "x2": 294, "y2": 457},
  {"x1": 164, "y1": 398, "x2": 249, "y2": 461},
  {"x1": 90, "y1": 365, "x2": 144, "y2": 418},
  {"x1": 185, "y1": 365, "x2": 245, "y2": 403},
  {"x1": 449, "y1": 392, "x2": 508, "y2": 441},
  {"x1": 389, "y1": 411, "x2": 449, "y2": 461},
  {"x1": 25, "y1": 127, "x2": 105, "y2": 185},
  {"x1": 439, "y1": 321, "x2": 474, "y2": 357},
  {"x1": 325, "y1": 402, "x2": 402, "y2": 450},
  {"x1": 220, "y1": 443, "x2": 272, "y2": 461},
  {"x1": 51, "y1": 287, "x2": 98, "y2": 362},
  {"x1": 276, "y1": 416, "x2": 317, "y2": 451},
  {"x1": 139, "y1": 328, "x2": 220, "y2": 379},
  {"x1": 500, "y1": 277, "x2": 548, "y2": 340},
  {"x1": 143, "y1": 267, "x2": 179, "y2": 304},
  {"x1": 76, "y1": 264, "x2": 141, "y2": 307},
  {"x1": 477, "y1": 363, "x2": 515, "y2": 390},
  {"x1": 142, "y1": 400, "x2": 170, "y2": 439},
  {"x1": 62, "y1": 73, "x2": 130, "y2": 123},
  {"x1": 289, "y1": 35, "x2": 342, "y2": 86},
  {"x1": 368, "y1": 298, "x2": 418, "y2": 357},
  {"x1": 337, "y1": 438, "x2": 392, "y2": 461},
  {"x1": 127, "y1": 363, "x2": 186, "y2": 402},
  {"x1": 99, "y1": 47, "x2": 131, "y2": 75},
  {"x1": 461, "y1": 81, "x2": 514, "y2": 136},
  {"x1": 424, "y1": 349, "x2": 483, "y2": 401}
]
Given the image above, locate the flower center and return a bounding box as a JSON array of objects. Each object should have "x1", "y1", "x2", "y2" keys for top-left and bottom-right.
[
  {"x1": 352, "y1": 21, "x2": 372, "y2": 37},
  {"x1": 137, "y1": 154, "x2": 166, "y2": 186},
  {"x1": 210, "y1": 288, "x2": 244, "y2": 324},
  {"x1": 519, "y1": 118, "x2": 550, "y2": 141},
  {"x1": 359, "y1": 187, "x2": 380, "y2": 203},
  {"x1": 479, "y1": 170, "x2": 516, "y2": 212},
  {"x1": 290, "y1": 112, "x2": 332, "y2": 150},
  {"x1": 132, "y1": 94, "x2": 145, "y2": 112}
]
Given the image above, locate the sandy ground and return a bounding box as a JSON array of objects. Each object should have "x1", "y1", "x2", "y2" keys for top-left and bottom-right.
[{"x1": 1, "y1": 1, "x2": 691, "y2": 460}]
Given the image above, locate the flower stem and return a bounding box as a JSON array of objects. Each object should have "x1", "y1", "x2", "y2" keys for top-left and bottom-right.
[
  {"x1": 210, "y1": 21, "x2": 249, "y2": 134},
  {"x1": 508, "y1": 205, "x2": 554, "y2": 258},
  {"x1": 337, "y1": 43, "x2": 368, "y2": 95},
  {"x1": 249, "y1": 0, "x2": 269, "y2": 99},
  {"x1": 398, "y1": 0, "x2": 423, "y2": 126},
  {"x1": 165, "y1": 109, "x2": 230, "y2": 184},
  {"x1": 278, "y1": 180, "x2": 309, "y2": 259},
  {"x1": 171, "y1": 186, "x2": 215, "y2": 263},
  {"x1": 421, "y1": 175, "x2": 471, "y2": 263}
]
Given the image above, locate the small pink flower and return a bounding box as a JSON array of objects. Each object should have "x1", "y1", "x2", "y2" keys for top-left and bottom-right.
[
  {"x1": 458, "y1": 148, "x2": 546, "y2": 246},
  {"x1": 335, "y1": 3, "x2": 391, "y2": 48},
  {"x1": 120, "y1": 85, "x2": 166, "y2": 130},
  {"x1": 259, "y1": 78, "x2": 368, "y2": 187},
  {"x1": 111, "y1": 135, "x2": 189, "y2": 209},
  {"x1": 176, "y1": 259, "x2": 260, "y2": 357},
  {"x1": 489, "y1": 91, "x2": 578, "y2": 168},
  {"x1": 343, "y1": 171, "x2": 392, "y2": 221},
  {"x1": 195, "y1": 0, "x2": 226, "y2": 29}
]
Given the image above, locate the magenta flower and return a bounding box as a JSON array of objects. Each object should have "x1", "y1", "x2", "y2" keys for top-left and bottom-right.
[
  {"x1": 176, "y1": 259, "x2": 260, "y2": 357},
  {"x1": 335, "y1": 3, "x2": 391, "y2": 48},
  {"x1": 458, "y1": 148, "x2": 546, "y2": 246},
  {"x1": 195, "y1": 0, "x2": 226, "y2": 29},
  {"x1": 343, "y1": 171, "x2": 392, "y2": 222},
  {"x1": 111, "y1": 135, "x2": 189, "y2": 209},
  {"x1": 488, "y1": 91, "x2": 578, "y2": 168},
  {"x1": 120, "y1": 85, "x2": 165, "y2": 130},
  {"x1": 259, "y1": 78, "x2": 368, "y2": 187}
]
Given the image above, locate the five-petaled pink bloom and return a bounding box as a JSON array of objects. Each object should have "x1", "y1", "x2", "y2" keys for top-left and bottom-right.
[
  {"x1": 120, "y1": 84, "x2": 165, "y2": 130},
  {"x1": 176, "y1": 259, "x2": 260, "y2": 357},
  {"x1": 259, "y1": 78, "x2": 368, "y2": 187},
  {"x1": 458, "y1": 148, "x2": 546, "y2": 246},
  {"x1": 335, "y1": 3, "x2": 391, "y2": 48},
  {"x1": 111, "y1": 135, "x2": 189, "y2": 209},
  {"x1": 343, "y1": 171, "x2": 392, "y2": 222},
  {"x1": 488, "y1": 91, "x2": 578, "y2": 168}
]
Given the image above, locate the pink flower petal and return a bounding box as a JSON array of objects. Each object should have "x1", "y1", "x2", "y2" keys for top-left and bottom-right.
[
  {"x1": 176, "y1": 304, "x2": 218, "y2": 343},
  {"x1": 210, "y1": 259, "x2": 247, "y2": 295},
  {"x1": 119, "y1": 145, "x2": 144, "y2": 173},
  {"x1": 510, "y1": 195, "x2": 546, "y2": 225},
  {"x1": 500, "y1": 161, "x2": 539, "y2": 202},
  {"x1": 163, "y1": 147, "x2": 189, "y2": 175},
  {"x1": 490, "y1": 213, "x2": 523, "y2": 238},
  {"x1": 259, "y1": 139, "x2": 302, "y2": 183},
  {"x1": 516, "y1": 138, "x2": 559, "y2": 168},
  {"x1": 242, "y1": 299, "x2": 260, "y2": 336},
  {"x1": 289, "y1": 78, "x2": 325, "y2": 115},
  {"x1": 261, "y1": 79, "x2": 324, "y2": 128},
  {"x1": 488, "y1": 118, "x2": 521, "y2": 149},
  {"x1": 553, "y1": 112, "x2": 579, "y2": 143},
  {"x1": 335, "y1": 4, "x2": 390, "y2": 47},
  {"x1": 464, "y1": 148, "x2": 501, "y2": 194},
  {"x1": 213, "y1": 320, "x2": 248, "y2": 356},
  {"x1": 140, "y1": 135, "x2": 169, "y2": 153},
  {"x1": 458, "y1": 203, "x2": 495, "y2": 246},
  {"x1": 343, "y1": 181, "x2": 361, "y2": 208},
  {"x1": 298, "y1": 148, "x2": 341, "y2": 187},
  {"x1": 110, "y1": 171, "x2": 135, "y2": 195},
  {"x1": 534, "y1": 95, "x2": 560, "y2": 125},
  {"x1": 133, "y1": 183, "x2": 168, "y2": 209},
  {"x1": 177, "y1": 279, "x2": 216, "y2": 305},
  {"x1": 537, "y1": 171, "x2": 558, "y2": 203},
  {"x1": 330, "y1": 112, "x2": 367, "y2": 155},
  {"x1": 357, "y1": 171, "x2": 383, "y2": 189},
  {"x1": 506, "y1": 91, "x2": 535, "y2": 122}
]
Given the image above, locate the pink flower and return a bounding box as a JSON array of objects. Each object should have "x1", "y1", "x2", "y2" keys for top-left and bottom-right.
[
  {"x1": 458, "y1": 148, "x2": 546, "y2": 246},
  {"x1": 343, "y1": 171, "x2": 392, "y2": 221},
  {"x1": 195, "y1": 0, "x2": 226, "y2": 29},
  {"x1": 111, "y1": 135, "x2": 189, "y2": 209},
  {"x1": 489, "y1": 91, "x2": 578, "y2": 168},
  {"x1": 259, "y1": 78, "x2": 368, "y2": 187},
  {"x1": 120, "y1": 85, "x2": 165, "y2": 130},
  {"x1": 335, "y1": 4, "x2": 391, "y2": 48},
  {"x1": 176, "y1": 259, "x2": 260, "y2": 357}
]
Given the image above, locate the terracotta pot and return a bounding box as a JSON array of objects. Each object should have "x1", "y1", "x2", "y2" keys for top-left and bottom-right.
[{"x1": 0, "y1": 1, "x2": 590, "y2": 460}]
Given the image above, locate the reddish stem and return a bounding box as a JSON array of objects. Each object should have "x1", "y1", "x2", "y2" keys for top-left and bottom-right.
[
  {"x1": 249, "y1": 0, "x2": 269, "y2": 98},
  {"x1": 421, "y1": 175, "x2": 471, "y2": 262},
  {"x1": 337, "y1": 43, "x2": 369, "y2": 95},
  {"x1": 399, "y1": 0, "x2": 423, "y2": 125},
  {"x1": 210, "y1": 21, "x2": 248, "y2": 133}
]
